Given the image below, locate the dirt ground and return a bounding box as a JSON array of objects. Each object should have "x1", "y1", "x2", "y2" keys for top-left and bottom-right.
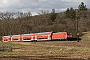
[{"x1": 0, "y1": 40, "x2": 90, "y2": 60}]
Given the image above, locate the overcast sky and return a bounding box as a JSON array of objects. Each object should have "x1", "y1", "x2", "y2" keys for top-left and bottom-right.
[{"x1": 0, "y1": 0, "x2": 90, "y2": 15}]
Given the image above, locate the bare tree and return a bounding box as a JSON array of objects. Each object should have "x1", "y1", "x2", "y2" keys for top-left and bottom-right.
[{"x1": 0, "y1": 12, "x2": 14, "y2": 20}]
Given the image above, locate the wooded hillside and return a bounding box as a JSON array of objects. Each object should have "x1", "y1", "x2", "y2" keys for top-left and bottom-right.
[{"x1": 0, "y1": 2, "x2": 90, "y2": 38}]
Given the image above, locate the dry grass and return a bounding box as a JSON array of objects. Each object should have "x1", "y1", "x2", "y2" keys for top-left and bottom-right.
[
  {"x1": 81, "y1": 31, "x2": 90, "y2": 40},
  {"x1": 0, "y1": 41, "x2": 90, "y2": 58},
  {"x1": 0, "y1": 41, "x2": 90, "y2": 60}
]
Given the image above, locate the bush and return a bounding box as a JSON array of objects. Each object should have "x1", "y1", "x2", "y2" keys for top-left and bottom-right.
[{"x1": 0, "y1": 46, "x2": 12, "y2": 52}]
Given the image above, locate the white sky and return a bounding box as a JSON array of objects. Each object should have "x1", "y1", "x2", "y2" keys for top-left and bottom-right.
[{"x1": 0, "y1": 0, "x2": 89, "y2": 15}]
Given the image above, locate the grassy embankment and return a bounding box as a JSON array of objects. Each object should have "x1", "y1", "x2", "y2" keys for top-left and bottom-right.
[
  {"x1": 81, "y1": 31, "x2": 90, "y2": 40},
  {"x1": 0, "y1": 41, "x2": 90, "y2": 58}
]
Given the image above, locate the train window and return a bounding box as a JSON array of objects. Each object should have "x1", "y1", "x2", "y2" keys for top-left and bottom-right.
[
  {"x1": 67, "y1": 32, "x2": 72, "y2": 35},
  {"x1": 3, "y1": 36, "x2": 9, "y2": 38},
  {"x1": 23, "y1": 34, "x2": 32, "y2": 36}
]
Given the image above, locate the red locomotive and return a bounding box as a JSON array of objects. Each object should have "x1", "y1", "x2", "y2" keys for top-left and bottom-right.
[{"x1": 2, "y1": 32, "x2": 72, "y2": 42}]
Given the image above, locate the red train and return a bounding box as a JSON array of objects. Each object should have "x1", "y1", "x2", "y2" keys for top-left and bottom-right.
[{"x1": 2, "y1": 32, "x2": 72, "y2": 42}]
